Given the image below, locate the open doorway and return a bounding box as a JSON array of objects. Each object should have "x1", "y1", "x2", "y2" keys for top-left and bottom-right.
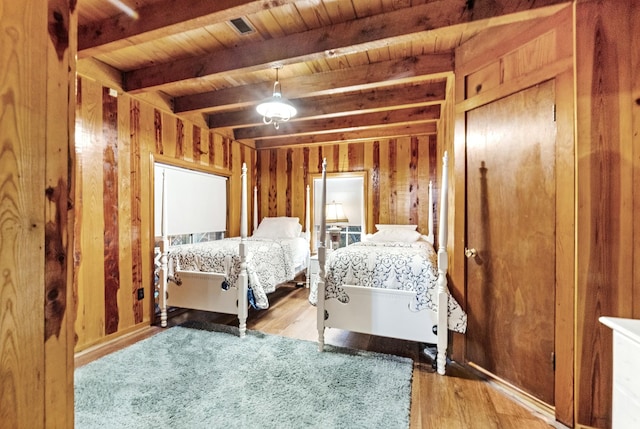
[{"x1": 310, "y1": 171, "x2": 367, "y2": 252}]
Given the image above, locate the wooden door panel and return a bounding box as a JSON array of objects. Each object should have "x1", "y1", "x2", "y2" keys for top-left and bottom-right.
[{"x1": 465, "y1": 80, "x2": 556, "y2": 405}]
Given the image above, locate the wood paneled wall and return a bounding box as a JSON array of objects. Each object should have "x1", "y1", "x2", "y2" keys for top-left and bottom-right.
[
  {"x1": 453, "y1": 2, "x2": 639, "y2": 428},
  {"x1": 74, "y1": 76, "x2": 255, "y2": 352},
  {"x1": 255, "y1": 137, "x2": 438, "y2": 241},
  {"x1": 0, "y1": 1, "x2": 76, "y2": 427},
  {"x1": 575, "y1": 1, "x2": 637, "y2": 428},
  {"x1": 454, "y1": 3, "x2": 575, "y2": 425}
]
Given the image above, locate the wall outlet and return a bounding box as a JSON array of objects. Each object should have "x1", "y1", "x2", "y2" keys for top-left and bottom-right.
[{"x1": 137, "y1": 288, "x2": 144, "y2": 300}]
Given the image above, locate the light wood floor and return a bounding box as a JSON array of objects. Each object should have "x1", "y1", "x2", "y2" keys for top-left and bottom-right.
[{"x1": 76, "y1": 284, "x2": 565, "y2": 429}]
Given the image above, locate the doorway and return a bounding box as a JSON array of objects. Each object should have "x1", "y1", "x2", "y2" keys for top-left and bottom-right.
[
  {"x1": 310, "y1": 172, "x2": 367, "y2": 252},
  {"x1": 465, "y1": 80, "x2": 557, "y2": 406}
]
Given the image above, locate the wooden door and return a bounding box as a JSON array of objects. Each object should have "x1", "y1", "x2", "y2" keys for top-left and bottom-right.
[{"x1": 465, "y1": 80, "x2": 557, "y2": 405}]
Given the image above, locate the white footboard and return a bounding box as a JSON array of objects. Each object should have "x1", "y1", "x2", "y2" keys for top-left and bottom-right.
[
  {"x1": 166, "y1": 271, "x2": 248, "y2": 337},
  {"x1": 168, "y1": 271, "x2": 237, "y2": 314},
  {"x1": 323, "y1": 285, "x2": 438, "y2": 344}
]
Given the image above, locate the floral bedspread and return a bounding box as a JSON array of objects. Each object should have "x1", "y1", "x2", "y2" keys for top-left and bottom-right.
[
  {"x1": 309, "y1": 241, "x2": 467, "y2": 333},
  {"x1": 168, "y1": 237, "x2": 301, "y2": 309}
]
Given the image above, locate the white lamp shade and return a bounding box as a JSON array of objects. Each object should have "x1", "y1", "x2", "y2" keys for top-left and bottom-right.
[
  {"x1": 256, "y1": 93, "x2": 297, "y2": 121},
  {"x1": 326, "y1": 201, "x2": 348, "y2": 223}
]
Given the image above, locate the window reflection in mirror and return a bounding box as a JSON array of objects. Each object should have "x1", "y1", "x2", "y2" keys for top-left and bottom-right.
[{"x1": 310, "y1": 171, "x2": 367, "y2": 252}]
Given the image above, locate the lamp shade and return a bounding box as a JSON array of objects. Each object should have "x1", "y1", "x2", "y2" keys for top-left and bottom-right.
[
  {"x1": 256, "y1": 92, "x2": 297, "y2": 122},
  {"x1": 256, "y1": 67, "x2": 296, "y2": 129},
  {"x1": 325, "y1": 201, "x2": 348, "y2": 223}
]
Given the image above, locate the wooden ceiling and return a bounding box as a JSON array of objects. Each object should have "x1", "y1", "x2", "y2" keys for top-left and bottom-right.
[{"x1": 76, "y1": 0, "x2": 569, "y2": 149}]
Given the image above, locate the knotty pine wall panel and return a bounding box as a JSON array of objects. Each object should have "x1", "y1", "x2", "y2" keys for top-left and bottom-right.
[
  {"x1": 575, "y1": 1, "x2": 636, "y2": 427},
  {"x1": 74, "y1": 76, "x2": 254, "y2": 351},
  {"x1": 0, "y1": 1, "x2": 76, "y2": 426},
  {"x1": 76, "y1": 78, "x2": 108, "y2": 346},
  {"x1": 255, "y1": 137, "x2": 438, "y2": 239}
]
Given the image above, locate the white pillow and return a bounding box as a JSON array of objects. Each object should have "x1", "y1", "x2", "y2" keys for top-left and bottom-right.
[
  {"x1": 253, "y1": 217, "x2": 302, "y2": 238},
  {"x1": 368, "y1": 228, "x2": 421, "y2": 243},
  {"x1": 375, "y1": 224, "x2": 418, "y2": 231}
]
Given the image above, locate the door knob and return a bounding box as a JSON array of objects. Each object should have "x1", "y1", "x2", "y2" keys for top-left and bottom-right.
[{"x1": 464, "y1": 247, "x2": 478, "y2": 258}]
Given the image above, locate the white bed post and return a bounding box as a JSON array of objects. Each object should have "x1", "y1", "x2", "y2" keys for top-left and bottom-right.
[
  {"x1": 237, "y1": 163, "x2": 249, "y2": 338},
  {"x1": 436, "y1": 151, "x2": 450, "y2": 375},
  {"x1": 317, "y1": 159, "x2": 327, "y2": 351},
  {"x1": 305, "y1": 184, "x2": 311, "y2": 241},
  {"x1": 427, "y1": 181, "x2": 434, "y2": 244},
  {"x1": 253, "y1": 185, "x2": 258, "y2": 234},
  {"x1": 305, "y1": 184, "x2": 311, "y2": 287},
  {"x1": 159, "y1": 169, "x2": 169, "y2": 328}
]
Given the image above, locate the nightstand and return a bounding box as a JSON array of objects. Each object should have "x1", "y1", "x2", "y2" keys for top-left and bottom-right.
[{"x1": 307, "y1": 254, "x2": 319, "y2": 288}]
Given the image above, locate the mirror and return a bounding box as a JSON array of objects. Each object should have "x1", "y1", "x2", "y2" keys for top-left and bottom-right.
[{"x1": 310, "y1": 171, "x2": 367, "y2": 252}]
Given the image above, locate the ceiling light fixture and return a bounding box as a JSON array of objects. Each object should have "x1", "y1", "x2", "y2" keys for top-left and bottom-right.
[{"x1": 256, "y1": 67, "x2": 297, "y2": 129}]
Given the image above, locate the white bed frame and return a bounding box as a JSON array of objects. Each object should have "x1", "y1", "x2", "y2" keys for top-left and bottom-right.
[
  {"x1": 316, "y1": 152, "x2": 453, "y2": 375},
  {"x1": 157, "y1": 163, "x2": 310, "y2": 337}
]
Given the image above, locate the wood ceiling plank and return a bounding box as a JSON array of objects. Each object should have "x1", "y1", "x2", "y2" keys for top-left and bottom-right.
[
  {"x1": 351, "y1": 0, "x2": 384, "y2": 17},
  {"x1": 269, "y1": 4, "x2": 310, "y2": 35},
  {"x1": 295, "y1": 0, "x2": 333, "y2": 28},
  {"x1": 236, "y1": 105, "x2": 441, "y2": 140},
  {"x1": 123, "y1": 1, "x2": 468, "y2": 92},
  {"x1": 122, "y1": 1, "x2": 567, "y2": 93},
  {"x1": 254, "y1": 123, "x2": 437, "y2": 148},
  {"x1": 78, "y1": 0, "x2": 300, "y2": 58},
  {"x1": 249, "y1": 8, "x2": 288, "y2": 39},
  {"x1": 208, "y1": 82, "x2": 446, "y2": 128},
  {"x1": 321, "y1": 0, "x2": 357, "y2": 23},
  {"x1": 174, "y1": 53, "x2": 453, "y2": 113}
]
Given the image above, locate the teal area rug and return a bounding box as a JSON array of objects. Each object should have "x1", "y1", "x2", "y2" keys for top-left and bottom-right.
[{"x1": 75, "y1": 322, "x2": 413, "y2": 428}]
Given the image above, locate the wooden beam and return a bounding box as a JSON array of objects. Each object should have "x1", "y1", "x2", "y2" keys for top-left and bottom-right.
[
  {"x1": 177, "y1": 54, "x2": 453, "y2": 114},
  {"x1": 78, "y1": 0, "x2": 298, "y2": 58},
  {"x1": 123, "y1": 1, "x2": 469, "y2": 92},
  {"x1": 209, "y1": 82, "x2": 446, "y2": 128},
  {"x1": 254, "y1": 123, "x2": 437, "y2": 149},
  {"x1": 123, "y1": 1, "x2": 568, "y2": 93},
  {"x1": 237, "y1": 105, "x2": 441, "y2": 140}
]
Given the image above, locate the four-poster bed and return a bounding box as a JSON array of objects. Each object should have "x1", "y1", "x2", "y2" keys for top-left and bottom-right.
[
  {"x1": 313, "y1": 152, "x2": 467, "y2": 375},
  {"x1": 156, "y1": 163, "x2": 310, "y2": 337}
]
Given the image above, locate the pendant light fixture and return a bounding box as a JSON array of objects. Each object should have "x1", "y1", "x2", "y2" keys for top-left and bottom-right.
[{"x1": 256, "y1": 67, "x2": 297, "y2": 129}]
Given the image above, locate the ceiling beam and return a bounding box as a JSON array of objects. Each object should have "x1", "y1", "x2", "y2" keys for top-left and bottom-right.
[
  {"x1": 176, "y1": 54, "x2": 453, "y2": 114},
  {"x1": 78, "y1": 0, "x2": 299, "y2": 58},
  {"x1": 208, "y1": 81, "x2": 447, "y2": 128},
  {"x1": 123, "y1": 1, "x2": 569, "y2": 93},
  {"x1": 237, "y1": 105, "x2": 441, "y2": 140},
  {"x1": 254, "y1": 123, "x2": 437, "y2": 149},
  {"x1": 123, "y1": 1, "x2": 471, "y2": 92}
]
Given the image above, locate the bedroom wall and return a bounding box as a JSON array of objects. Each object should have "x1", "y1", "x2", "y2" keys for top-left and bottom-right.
[
  {"x1": 453, "y1": 1, "x2": 639, "y2": 427},
  {"x1": 254, "y1": 136, "x2": 440, "y2": 239},
  {"x1": 453, "y1": 5, "x2": 575, "y2": 425},
  {"x1": 0, "y1": 1, "x2": 76, "y2": 426},
  {"x1": 73, "y1": 75, "x2": 256, "y2": 352}
]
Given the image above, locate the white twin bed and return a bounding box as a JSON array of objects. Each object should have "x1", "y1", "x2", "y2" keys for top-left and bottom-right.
[
  {"x1": 312, "y1": 152, "x2": 467, "y2": 375},
  {"x1": 156, "y1": 163, "x2": 310, "y2": 336},
  {"x1": 156, "y1": 154, "x2": 466, "y2": 375}
]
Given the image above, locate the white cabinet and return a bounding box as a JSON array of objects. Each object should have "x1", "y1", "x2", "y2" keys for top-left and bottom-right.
[{"x1": 599, "y1": 317, "x2": 640, "y2": 429}]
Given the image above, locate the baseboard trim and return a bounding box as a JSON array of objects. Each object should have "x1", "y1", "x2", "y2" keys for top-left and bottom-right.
[
  {"x1": 74, "y1": 323, "x2": 159, "y2": 367},
  {"x1": 466, "y1": 362, "x2": 568, "y2": 428}
]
